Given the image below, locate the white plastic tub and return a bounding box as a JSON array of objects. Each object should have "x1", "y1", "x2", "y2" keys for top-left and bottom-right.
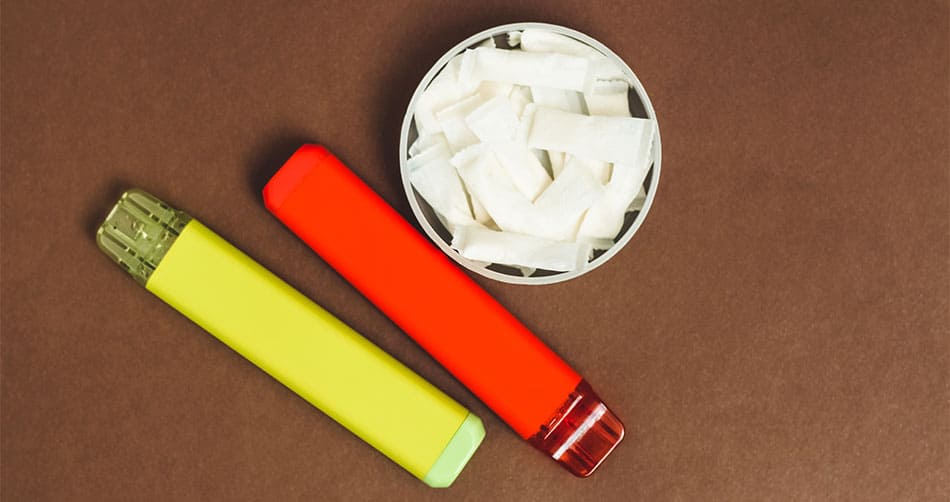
[{"x1": 399, "y1": 22, "x2": 662, "y2": 285}]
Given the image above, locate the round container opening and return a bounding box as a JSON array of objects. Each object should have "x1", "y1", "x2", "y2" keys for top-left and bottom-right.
[{"x1": 399, "y1": 22, "x2": 662, "y2": 285}]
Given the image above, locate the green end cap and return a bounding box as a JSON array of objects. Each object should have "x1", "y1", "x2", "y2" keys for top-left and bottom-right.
[
  {"x1": 422, "y1": 413, "x2": 486, "y2": 488},
  {"x1": 96, "y1": 189, "x2": 191, "y2": 285}
]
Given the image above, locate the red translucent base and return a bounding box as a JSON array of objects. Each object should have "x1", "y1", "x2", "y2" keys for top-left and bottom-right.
[{"x1": 527, "y1": 380, "x2": 625, "y2": 477}]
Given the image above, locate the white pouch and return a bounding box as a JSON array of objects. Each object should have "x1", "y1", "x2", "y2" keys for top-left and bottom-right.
[
  {"x1": 518, "y1": 29, "x2": 630, "y2": 83},
  {"x1": 530, "y1": 86, "x2": 586, "y2": 114},
  {"x1": 528, "y1": 106, "x2": 654, "y2": 165},
  {"x1": 629, "y1": 185, "x2": 647, "y2": 211},
  {"x1": 451, "y1": 225, "x2": 591, "y2": 272},
  {"x1": 406, "y1": 140, "x2": 452, "y2": 172},
  {"x1": 413, "y1": 55, "x2": 477, "y2": 135},
  {"x1": 568, "y1": 155, "x2": 612, "y2": 184},
  {"x1": 508, "y1": 85, "x2": 533, "y2": 117},
  {"x1": 459, "y1": 47, "x2": 592, "y2": 93},
  {"x1": 409, "y1": 133, "x2": 450, "y2": 157},
  {"x1": 548, "y1": 151, "x2": 566, "y2": 177},
  {"x1": 408, "y1": 156, "x2": 475, "y2": 230},
  {"x1": 534, "y1": 156, "x2": 604, "y2": 241},
  {"x1": 476, "y1": 80, "x2": 513, "y2": 100},
  {"x1": 576, "y1": 195, "x2": 626, "y2": 241},
  {"x1": 452, "y1": 146, "x2": 537, "y2": 235},
  {"x1": 578, "y1": 136, "x2": 653, "y2": 240},
  {"x1": 491, "y1": 141, "x2": 552, "y2": 201},
  {"x1": 584, "y1": 91, "x2": 631, "y2": 117},
  {"x1": 436, "y1": 94, "x2": 486, "y2": 153},
  {"x1": 464, "y1": 95, "x2": 521, "y2": 144}
]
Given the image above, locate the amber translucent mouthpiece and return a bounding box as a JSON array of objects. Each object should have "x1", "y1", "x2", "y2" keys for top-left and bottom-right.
[{"x1": 527, "y1": 380, "x2": 625, "y2": 477}]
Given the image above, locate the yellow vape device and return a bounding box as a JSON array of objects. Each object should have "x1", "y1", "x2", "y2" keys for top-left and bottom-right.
[{"x1": 96, "y1": 189, "x2": 484, "y2": 487}]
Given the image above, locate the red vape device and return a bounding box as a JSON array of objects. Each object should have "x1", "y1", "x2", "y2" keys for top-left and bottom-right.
[{"x1": 263, "y1": 144, "x2": 624, "y2": 476}]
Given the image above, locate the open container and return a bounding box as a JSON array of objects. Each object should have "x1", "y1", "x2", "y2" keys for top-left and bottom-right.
[{"x1": 399, "y1": 22, "x2": 662, "y2": 285}]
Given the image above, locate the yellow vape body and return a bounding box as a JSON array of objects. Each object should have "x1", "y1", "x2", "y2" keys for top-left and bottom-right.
[{"x1": 96, "y1": 189, "x2": 484, "y2": 487}]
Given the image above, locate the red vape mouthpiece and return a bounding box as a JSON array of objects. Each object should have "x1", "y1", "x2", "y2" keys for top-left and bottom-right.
[{"x1": 263, "y1": 144, "x2": 624, "y2": 476}]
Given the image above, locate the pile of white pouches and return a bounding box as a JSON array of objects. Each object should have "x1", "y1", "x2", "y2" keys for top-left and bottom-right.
[{"x1": 408, "y1": 29, "x2": 656, "y2": 274}]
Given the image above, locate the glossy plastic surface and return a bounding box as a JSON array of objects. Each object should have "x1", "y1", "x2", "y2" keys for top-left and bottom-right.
[
  {"x1": 98, "y1": 191, "x2": 482, "y2": 486},
  {"x1": 527, "y1": 380, "x2": 624, "y2": 477},
  {"x1": 264, "y1": 145, "x2": 583, "y2": 439}
]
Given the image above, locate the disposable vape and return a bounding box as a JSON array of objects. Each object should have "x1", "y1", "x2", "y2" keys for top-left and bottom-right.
[
  {"x1": 263, "y1": 145, "x2": 624, "y2": 477},
  {"x1": 96, "y1": 188, "x2": 484, "y2": 487}
]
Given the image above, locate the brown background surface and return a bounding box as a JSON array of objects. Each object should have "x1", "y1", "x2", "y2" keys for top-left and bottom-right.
[{"x1": 2, "y1": 1, "x2": 948, "y2": 500}]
